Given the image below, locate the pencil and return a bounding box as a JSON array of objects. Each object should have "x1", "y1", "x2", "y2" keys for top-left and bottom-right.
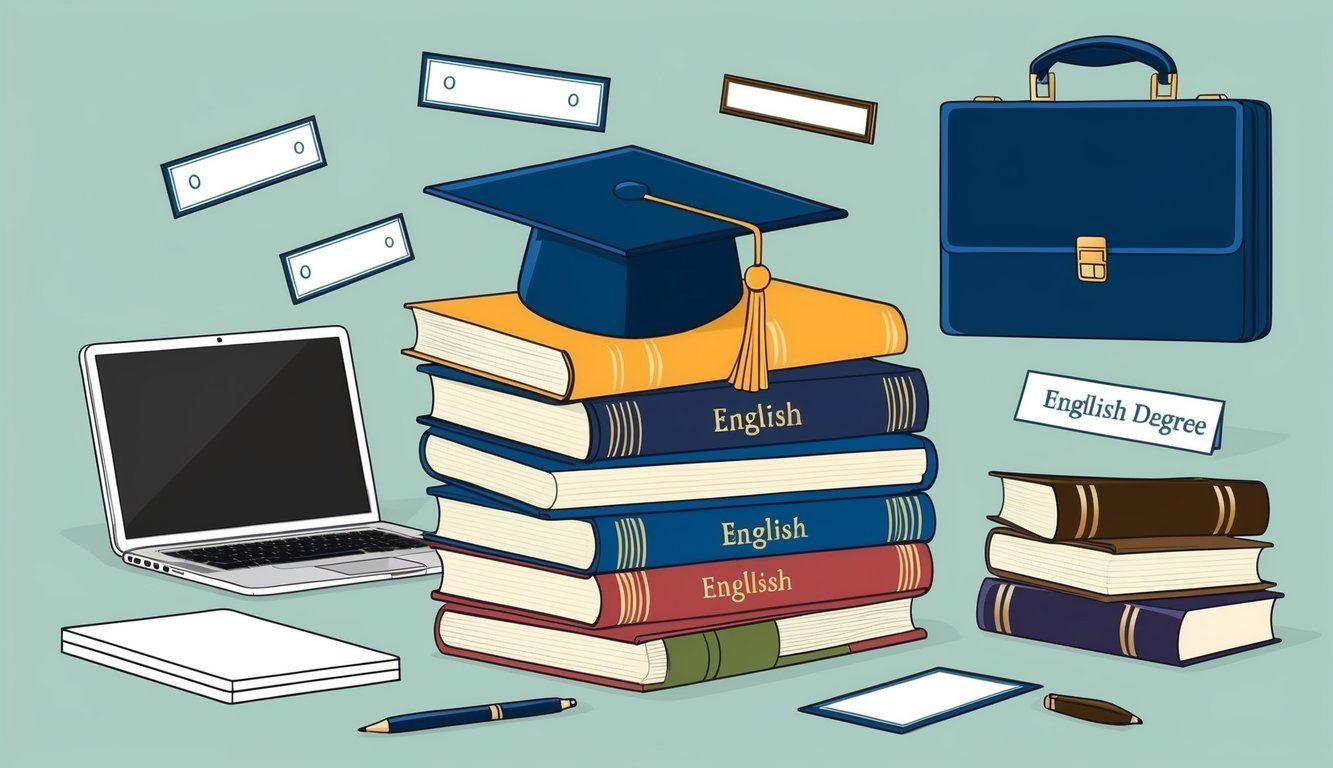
[{"x1": 1044, "y1": 694, "x2": 1141, "y2": 726}]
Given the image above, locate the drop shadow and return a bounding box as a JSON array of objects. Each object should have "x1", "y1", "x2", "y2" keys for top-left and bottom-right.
[
  {"x1": 61, "y1": 524, "x2": 122, "y2": 567},
  {"x1": 1215, "y1": 428, "x2": 1290, "y2": 458},
  {"x1": 378, "y1": 496, "x2": 436, "y2": 528},
  {"x1": 1189, "y1": 624, "x2": 1320, "y2": 669},
  {"x1": 975, "y1": 623, "x2": 1317, "y2": 671}
]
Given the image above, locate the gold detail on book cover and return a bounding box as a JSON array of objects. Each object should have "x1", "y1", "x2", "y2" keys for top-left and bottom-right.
[
  {"x1": 897, "y1": 377, "x2": 910, "y2": 431},
  {"x1": 642, "y1": 340, "x2": 664, "y2": 390},
  {"x1": 766, "y1": 319, "x2": 790, "y2": 368},
  {"x1": 902, "y1": 549, "x2": 910, "y2": 593},
  {"x1": 630, "y1": 401, "x2": 644, "y2": 456},
  {"x1": 880, "y1": 309, "x2": 900, "y2": 356},
  {"x1": 602, "y1": 400, "x2": 646, "y2": 459},
  {"x1": 993, "y1": 585, "x2": 1005, "y2": 632},
  {"x1": 1075, "y1": 484, "x2": 1089, "y2": 538},
  {"x1": 622, "y1": 401, "x2": 633, "y2": 456},
  {"x1": 1002, "y1": 583, "x2": 1015, "y2": 634},
  {"x1": 992, "y1": 583, "x2": 1015, "y2": 634},
  {"x1": 897, "y1": 544, "x2": 923, "y2": 591},
  {"x1": 604, "y1": 403, "x2": 619, "y2": 459},
  {"x1": 1118, "y1": 605, "x2": 1142, "y2": 657},
  {"x1": 1087, "y1": 484, "x2": 1101, "y2": 538},
  {"x1": 908, "y1": 377, "x2": 918, "y2": 430},
  {"x1": 615, "y1": 571, "x2": 652, "y2": 624},
  {"x1": 1209, "y1": 483, "x2": 1239, "y2": 535}
]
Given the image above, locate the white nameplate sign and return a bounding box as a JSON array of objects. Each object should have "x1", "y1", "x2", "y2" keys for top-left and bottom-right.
[
  {"x1": 161, "y1": 117, "x2": 326, "y2": 217},
  {"x1": 720, "y1": 75, "x2": 877, "y2": 143},
  {"x1": 419, "y1": 53, "x2": 609, "y2": 131},
  {"x1": 280, "y1": 215, "x2": 413, "y2": 303},
  {"x1": 1014, "y1": 371, "x2": 1224, "y2": 454}
]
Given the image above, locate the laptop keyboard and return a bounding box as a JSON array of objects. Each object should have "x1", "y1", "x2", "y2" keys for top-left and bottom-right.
[{"x1": 165, "y1": 530, "x2": 429, "y2": 570}]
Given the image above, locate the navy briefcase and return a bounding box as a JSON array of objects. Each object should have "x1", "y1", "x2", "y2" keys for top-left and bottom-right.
[{"x1": 940, "y1": 36, "x2": 1271, "y2": 341}]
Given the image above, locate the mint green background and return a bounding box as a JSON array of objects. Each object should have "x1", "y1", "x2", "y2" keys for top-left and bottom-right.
[{"x1": 3, "y1": 0, "x2": 1330, "y2": 765}]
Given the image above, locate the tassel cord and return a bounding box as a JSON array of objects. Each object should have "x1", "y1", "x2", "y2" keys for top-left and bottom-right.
[{"x1": 641, "y1": 193, "x2": 770, "y2": 392}]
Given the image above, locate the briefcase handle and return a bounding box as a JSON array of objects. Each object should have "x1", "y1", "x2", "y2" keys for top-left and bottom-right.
[{"x1": 1028, "y1": 36, "x2": 1178, "y2": 101}]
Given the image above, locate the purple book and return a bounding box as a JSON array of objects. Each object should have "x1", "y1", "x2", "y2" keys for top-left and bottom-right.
[{"x1": 976, "y1": 578, "x2": 1282, "y2": 666}]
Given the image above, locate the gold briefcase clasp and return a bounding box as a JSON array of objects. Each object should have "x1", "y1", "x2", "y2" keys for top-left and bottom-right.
[{"x1": 1077, "y1": 236, "x2": 1107, "y2": 283}]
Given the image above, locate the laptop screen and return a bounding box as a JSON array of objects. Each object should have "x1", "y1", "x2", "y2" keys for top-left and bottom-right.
[{"x1": 95, "y1": 336, "x2": 373, "y2": 539}]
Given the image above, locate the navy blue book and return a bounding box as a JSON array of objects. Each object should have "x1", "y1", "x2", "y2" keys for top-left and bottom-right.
[
  {"x1": 417, "y1": 421, "x2": 938, "y2": 512},
  {"x1": 417, "y1": 360, "x2": 927, "y2": 461},
  {"x1": 977, "y1": 578, "x2": 1281, "y2": 666},
  {"x1": 425, "y1": 483, "x2": 936, "y2": 574}
]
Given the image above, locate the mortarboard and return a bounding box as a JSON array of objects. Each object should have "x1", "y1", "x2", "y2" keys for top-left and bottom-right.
[{"x1": 423, "y1": 146, "x2": 847, "y2": 391}]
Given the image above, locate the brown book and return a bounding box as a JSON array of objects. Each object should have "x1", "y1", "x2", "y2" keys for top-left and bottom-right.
[
  {"x1": 984, "y1": 527, "x2": 1275, "y2": 602},
  {"x1": 988, "y1": 471, "x2": 1268, "y2": 540}
]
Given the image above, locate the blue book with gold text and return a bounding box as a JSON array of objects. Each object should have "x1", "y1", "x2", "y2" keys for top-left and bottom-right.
[
  {"x1": 417, "y1": 360, "x2": 927, "y2": 460},
  {"x1": 424, "y1": 483, "x2": 936, "y2": 574}
]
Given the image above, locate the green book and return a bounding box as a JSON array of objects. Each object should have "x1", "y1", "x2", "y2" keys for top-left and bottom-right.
[{"x1": 432, "y1": 596, "x2": 926, "y2": 691}]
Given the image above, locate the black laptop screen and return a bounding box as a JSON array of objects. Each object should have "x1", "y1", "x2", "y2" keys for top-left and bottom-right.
[{"x1": 96, "y1": 337, "x2": 373, "y2": 539}]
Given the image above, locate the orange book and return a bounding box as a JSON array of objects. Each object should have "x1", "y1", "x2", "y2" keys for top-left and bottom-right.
[{"x1": 404, "y1": 280, "x2": 907, "y2": 401}]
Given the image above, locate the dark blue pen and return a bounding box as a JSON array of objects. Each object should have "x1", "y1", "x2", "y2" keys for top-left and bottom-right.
[{"x1": 359, "y1": 698, "x2": 576, "y2": 733}]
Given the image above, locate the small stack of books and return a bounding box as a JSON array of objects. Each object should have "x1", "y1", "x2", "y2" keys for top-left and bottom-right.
[
  {"x1": 976, "y1": 472, "x2": 1282, "y2": 666},
  {"x1": 402, "y1": 282, "x2": 939, "y2": 690}
]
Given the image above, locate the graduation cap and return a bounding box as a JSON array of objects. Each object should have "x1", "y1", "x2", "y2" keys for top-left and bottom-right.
[{"x1": 424, "y1": 146, "x2": 847, "y2": 391}]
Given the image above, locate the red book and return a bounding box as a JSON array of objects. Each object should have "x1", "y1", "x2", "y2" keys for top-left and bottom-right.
[
  {"x1": 428, "y1": 541, "x2": 932, "y2": 628},
  {"x1": 432, "y1": 597, "x2": 928, "y2": 691}
]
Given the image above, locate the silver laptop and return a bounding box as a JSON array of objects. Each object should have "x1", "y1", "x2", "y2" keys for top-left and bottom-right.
[{"x1": 80, "y1": 326, "x2": 439, "y2": 595}]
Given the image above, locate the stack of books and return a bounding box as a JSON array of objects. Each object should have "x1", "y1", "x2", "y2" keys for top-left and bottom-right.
[
  {"x1": 401, "y1": 282, "x2": 939, "y2": 691},
  {"x1": 976, "y1": 472, "x2": 1282, "y2": 666}
]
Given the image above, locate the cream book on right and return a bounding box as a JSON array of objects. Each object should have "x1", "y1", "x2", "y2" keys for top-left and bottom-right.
[{"x1": 61, "y1": 609, "x2": 398, "y2": 703}]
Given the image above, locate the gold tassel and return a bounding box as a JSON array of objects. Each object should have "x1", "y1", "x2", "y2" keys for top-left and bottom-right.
[
  {"x1": 640, "y1": 192, "x2": 769, "y2": 392},
  {"x1": 729, "y1": 264, "x2": 770, "y2": 391}
]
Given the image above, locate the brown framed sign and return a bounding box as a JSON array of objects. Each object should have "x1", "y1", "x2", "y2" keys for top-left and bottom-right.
[{"x1": 720, "y1": 75, "x2": 877, "y2": 143}]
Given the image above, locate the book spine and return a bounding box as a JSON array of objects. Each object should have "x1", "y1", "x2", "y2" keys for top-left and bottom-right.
[
  {"x1": 564, "y1": 284, "x2": 908, "y2": 400},
  {"x1": 594, "y1": 543, "x2": 931, "y2": 627},
  {"x1": 589, "y1": 494, "x2": 935, "y2": 572},
  {"x1": 586, "y1": 368, "x2": 928, "y2": 459},
  {"x1": 1047, "y1": 479, "x2": 1269, "y2": 540},
  {"x1": 648, "y1": 623, "x2": 926, "y2": 690},
  {"x1": 976, "y1": 579, "x2": 1185, "y2": 665}
]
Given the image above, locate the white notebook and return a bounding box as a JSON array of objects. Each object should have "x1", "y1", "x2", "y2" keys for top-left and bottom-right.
[{"x1": 61, "y1": 609, "x2": 399, "y2": 703}]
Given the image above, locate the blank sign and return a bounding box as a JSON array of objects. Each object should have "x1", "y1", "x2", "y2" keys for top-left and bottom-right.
[
  {"x1": 419, "y1": 53, "x2": 609, "y2": 131},
  {"x1": 161, "y1": 117, "x2": 326, "y2": 217},
  {"x1": 721, "y1": 75, "x2": 877, "y2": 143}
]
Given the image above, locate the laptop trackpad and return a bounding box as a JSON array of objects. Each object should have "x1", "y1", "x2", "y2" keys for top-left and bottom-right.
[{"x1": 317, "y1": 557, "x2": 424, "y2": 576}]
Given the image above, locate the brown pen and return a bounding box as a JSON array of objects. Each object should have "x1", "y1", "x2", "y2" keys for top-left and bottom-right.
[{"x1": 1044, "y1": 694, "x2": 1141, "y2": 726}]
